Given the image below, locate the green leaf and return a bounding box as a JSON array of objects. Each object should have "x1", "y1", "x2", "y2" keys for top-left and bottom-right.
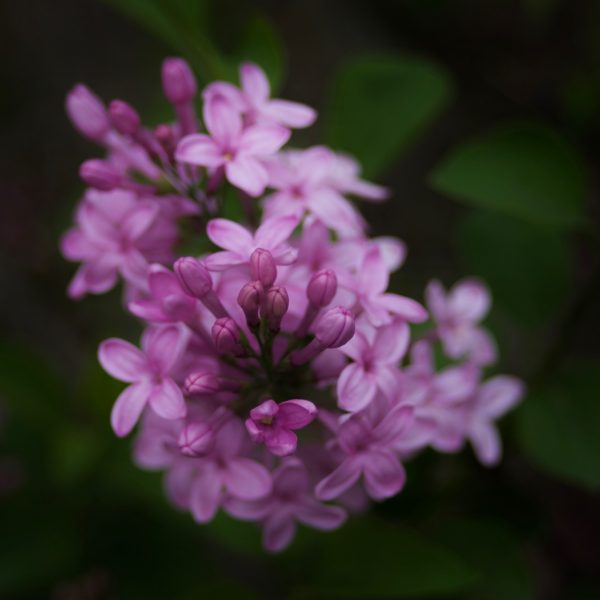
[
  {"x1": 431, "y1": 122, "x2": 587, "y2": 230},
  {"x1": 326, "y1": 54, "x2": 454, "y2": 178},
  {"x1": 457, "y1": 210, "x2": 572, "y2": 324},
  {"x1": 516, "y1": 362, "x2": 600, "y2": 490},
  {"x1": 437, "y1": 519, "x2": 534, "y2": 600},
  {"x1": 294, "y1": 518, "x2": 478, "y2": 598},
  {"x1": 233, "y1": 17, "x2": 285, "y2": 93}
]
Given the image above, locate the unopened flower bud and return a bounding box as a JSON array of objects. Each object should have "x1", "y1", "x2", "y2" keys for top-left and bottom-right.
[
  {"x1": 250, "y1": 248, "x2": 277, "y2": 288},
  {"x1": 178, "y1": 421, "x2": 212, "y2": 457},
  {"x1": 109, "y1": 99, "x2": 140, "y2": 135},
  {"x1": 162, "y1": 58, "x2": 197, "y2": 105},
  {"x1": 264, "y1": 286, "x2": 289, "y2": 331},
  {"x1": 238, "y1": 281, "x2": 263, "y2": 327},
  {"x1": 183, "y1": 371, "x2": 220, "y2": 395},
  {"x1": 174, "y1": 257, "x2": 212, "y2": 298},
  {"x1": 212, "y1": 318, "x2": 241, "y2": 354},
  {"x1": 66, "y1": 84, "x2": 110, "y2": 140},
  {"x1": 314, "y1": 306, "x2": 355, "y2": 348},
  {"x1": 307, "y1": 269, "x2": 337, "y2": 307},
  {"x1": 79, "y1": 159, "x2": 122, "y2": 191}
]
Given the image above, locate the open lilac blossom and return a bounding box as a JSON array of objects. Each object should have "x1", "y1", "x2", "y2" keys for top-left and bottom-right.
[{"x1": 61, "y1": 57, "x2": 524, "y2": 552}]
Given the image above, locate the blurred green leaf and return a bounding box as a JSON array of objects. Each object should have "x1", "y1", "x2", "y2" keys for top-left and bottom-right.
[
  {"x1": 231, "y1": 16, "x2": 285, "y2": 93},
  {"x1": 295, "y1": 518, "x2": 478, "y2": 598},
  {"x1": 516, "y1": 362, "x2": 600, "y2": 490},
  {"x1": 431, "y1": 122, "x2": 587, "y2": 230},
  {"x1": 326, "y1": 54, "x2": 454, "y2": 178},
  {"x1": 457, "y1": 210, "x2": 572, "y2": 324},
  {"x1": 437, "y1": 518, "x2": 534, "y2": 600},
  {"x1": 103, "y1": 0, "x2": 227, "y2": 79}
]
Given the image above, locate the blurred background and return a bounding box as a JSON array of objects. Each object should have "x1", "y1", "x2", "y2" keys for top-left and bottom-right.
[{"x1": 1, "y1": 0, "x2": 600, "y2": 598}]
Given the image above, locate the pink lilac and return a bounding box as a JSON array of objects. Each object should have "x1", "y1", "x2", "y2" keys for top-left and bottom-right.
[{"x1": 61, "y1": 58, "x2": 525, "y2": 552}]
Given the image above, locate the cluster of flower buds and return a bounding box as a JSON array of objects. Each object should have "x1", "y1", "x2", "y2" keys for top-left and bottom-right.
[{"x1": 62, "y1": 58, "x2": 524, "y2": 552}]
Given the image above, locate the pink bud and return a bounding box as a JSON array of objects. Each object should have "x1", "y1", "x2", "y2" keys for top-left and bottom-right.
[
  {"x1": 307, "y1": 269, "x2": 337, "y2": 307},
  {"x1": 108, "y1": 99, "x2": 140, "y2": 135},
  {"x1": 264, "y1": 286, "x2": 289, "y2": 331},
  {"x1": 238, "y1": 281, "x2": 264, "y2": 327},
  {"x1": 250, "y1": 248, "x2": 277, "y2": 288},
  {"x1": 162, "y1": 58, "x2": 197, "y2": 105},
  {"x1": 66, "y1": 84, "x2": 110, "y2": 140},
  {"x1": 212, "y1": 318, "x2": 241, "y2": 354},
  {"x1": 178, "y1": 422, "x2": 212, "y2": 457},
  {"x1": 79, "y1": 159, "x2": 122, "y2": 191},
  {"x1": 183, "y1": 371, "x2": 220, "y2": 395},
  {"x1": 174, "y1": 257, "x2": 212, "y2": 298},
  {"x1": 314, "y1": 306, "x2": 355, "y2": 348}
]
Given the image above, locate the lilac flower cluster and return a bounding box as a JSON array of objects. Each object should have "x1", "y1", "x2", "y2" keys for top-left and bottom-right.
[{"x1": 62, "y1": 58, "x2": 524, "y2": 552}]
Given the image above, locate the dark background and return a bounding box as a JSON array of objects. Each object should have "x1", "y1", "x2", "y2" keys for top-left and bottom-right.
[{"x1": 1, "y1": 1, "x2": 599, "y2": 598}]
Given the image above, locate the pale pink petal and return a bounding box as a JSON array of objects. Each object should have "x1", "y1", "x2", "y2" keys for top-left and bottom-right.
[
  {"x1": 144, "y1": 324, "x2": 190, "y2": 373},
  {"x1": 359, "y1": 246, "x2": 389, "y2": 294},
  {"x1": 271, "y1": 246, "x2": 298, "y2": 266},
  {"x1": 225, "y1": 457, "x2": 272, "y2": 499},
  {"x1": 274, "y1": 460, "x2": 309, "y2": 495},
  {"x1": 263, "y1": 513, "x2": 296, "y2": 553},
  {"x1": 477, "y1": 376, "x2": 524, "y2": 419},
  {"x1": 374, "y1": 237, "x2": 406, "y2": 271},
  {"x1": 337, "y1": 364, "x2": 378, "y2": 412},
  {"x1": 265, "y1": 428, "x2": 298, "y2": 456},
  {"x1": 373, "y1": 320, "x2": 410, "y2": 363},
  {"x1": 110, "y1": 381, "x2": 151, "y2": 437},
  {"x1": 469, "y1": 421, "x2": 501, "y2": 466},
  {"x1": 308, "y1": 190, "x2": 365, "y2": 238},
  {"x1": 240, "y1": 62, "x2": 270, "y2": 104},
  {"x1": 254, "y1": 214, "x2": 299, "y2": 249},
  {"x1": 224, "y1": 497, "x2": 271, "y2": 521},
  {"x1": 339, "y1": 330, "x2": 370, "y2": 362},
  {"x1": 190, "y1": 465, "x2": 222, "y2": 523},
  {"x1": 379, "y1": 293, "x2": 428, "y2": 323},
  {"x1": 225, "y1": 155, "x2": 269, "y2": 197},
  {"x1": 295, "y1": 500, "x2": 346, "y2": 530},
  {"x1": 425, "y1": 280, "x2": 448, "y2": 322},
  {"x1": 315, "y1": 457, "x2": 361, "y2": 501},
  {"x1": 238, "y1": 124, "x2": 290, "y2": 155},
  {"x1": 277, "y1": 400, "x2": 317, "y2": 429},
  {"x1": 203, "y1": 81, "x2": 245, "y2": 110},
  {"x1": 98, "y1": 338, "x2": 148, "y2": 382},
  {"x1": 128, "y1": 300, "x2": 169, "y2": 322},
  {"x1": 120, "y1": 250, "x2": 150, "y2": 291},
  {"x1": 81, "y1": 259, "x2": 119, "y2": 294},
  {"x1": 363, "y1": 449, "x2": 406, "y2": 500},
  {"x1": 203, "y1": 250, "x2": 246, "y2": 271},
  {"x1": 206, "y1": 218, "x2": 253, "y2": 255},
  {"x1": 435, "y1": 365, "x2": 479, "y2": 404},
  {"x1": 165, "y1": 462, "x2": 194, "y2": 509},
  {"x1": 148, "y1": 265, "x2": 181, "y2": 299},
  {"x1": 203, "y1": 95, "x2": 242, "y2": 146},
  {"x1": 60, "y1": 229, "x2": 95, "y2": 261},
  {"x1": 263, "y1": 99, "x2": 317, "y2": 128},
  {"x1": 362, "y1": 298, "x2": 391, "y2": 327},
  {"x1": 122, "y1": 203, "x2": 159, "y2": 241},
  {"x1": 467, "y1": 328, "x2": 498, "y2": 367},
  {"x1": 372, "y1": 405, "x2": 415, "y2": 444},
  {"x1": 175, "y1": 134, "x2": 223, "y2": 167},
  {"x1": 149, "y1": 378, "x2": 187, "y2": 420},
  {"x1": 448, "y1": 279, "x2": 491, "y2": 323}
]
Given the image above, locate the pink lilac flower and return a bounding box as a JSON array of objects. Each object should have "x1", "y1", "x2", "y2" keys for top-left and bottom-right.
[
  {"x1": 175, "y1": 94, "x2": 290, "y2": 196},
  {"x1": 204, "y1": 62, "x2": 316, "y2": 128},
  {"x1": 245, "y1": 399, "x2": 317, "y2": 456},
  {"x1": 98, "y1": 325, "x2": 190, "y2": 436},
  {"x1": 226, "y1": 459, "x2": 346, "y2": 552},
  {"x1": 426, "y1": 278, "x2": 497, "y2": 366},
  {"x1": 62, "y1": 58, "x2": 525, "y2": 552},
  {"x1": 204, "y1": 214, "x2": 298, "y2": 271},
  {"x1": 337, "y1": 319, "x2": 409, "y2": 412}
]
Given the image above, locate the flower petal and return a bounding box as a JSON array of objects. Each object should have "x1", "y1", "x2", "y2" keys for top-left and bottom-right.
[
  {"x1": 277, "y1": 399, "x2": 317, "y2": 430},
  {"x1": 265, "y1": 428, "x2": 298, "y2": 457},
  {"x1": 363, "y1": 449, "x2": 406, "y2": 500},
  {"x1": 295, "y1": 499, "x2": 347, "y2": 530},
  {"x1": 337, "y1": 364, "x2": 377, "y2": 412},
  {"x1": 203, "y1": 94, "x2": 242, "y2": 146},
  {"x1": 379, "y1": 293, "x2": 428, "y2": 323},
  {"x1": 373, "y1": 319, "x2": 410, "y2": 363},
  {"x1": 315, "y1": 457, "x2": 361, "y2": 501},
  {"x1": 469, "y1": 421, "x2": 501, "y2": 466},
  {"x1": 240, "y1": 62, "x2": 270, "y2": 103},
  {"x1": 190, "y1": 465, "x2": 222, "y2": 523},
  {"x1": 207, "y1": 217, "x2": 254, "y2": 255},
  {"x1": 225, "y1": 457, "x2": 272, "y2": 500},
  {"x1": 263, "y1": 513, "x2": 296, "y2": 553},
  {"x1": 238, "y1": 124, "x2": 290, "y2": 155},
  {"x1": 143, "y1": 324, "x2": 190, "y2": 374},
  {"x1": 477, "y1": 375, "x2": 524, "y2": 419},
  {"x1": 98, "y1": 338, "x2": 148, "y2": 382},
  {"x1": 263, "y1": 99, "x2": 317, "y2": 128},
  {"x1": 226, "y1": 155, "x2": 269, "y2": 197},
  {"x1": 254, "y1": 214, "x2": 300, "y2": 250},
  {"x1": 149, "y1": 378, "x2": 187, "y2": 420},
  {"x1": 448, "y1": 278, "x2": 491, "y2": 323},
  {"x1": 110, "y1": 381, "x2": 150, "y2": 437},
  {"x1": 175, "y1": 134, "x2": 223, "y2": 167}
]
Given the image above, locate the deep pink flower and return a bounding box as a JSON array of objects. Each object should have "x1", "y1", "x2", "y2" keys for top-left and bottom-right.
[
  {"x1": 204, "y1": 215, "x2": 298, "y2": 271},
  {"x1": 98, "y1": 325, "x2": 190, "y2": 436},
  {"x1": 175, "y1": 94, "x2": 289, "y2": 196},
  {"x1": 337, "y1": 320, "x2": 409, "y2": 412},
  {"x1": 245, "y1": 399, "x2": 317, "y2": 456}
]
